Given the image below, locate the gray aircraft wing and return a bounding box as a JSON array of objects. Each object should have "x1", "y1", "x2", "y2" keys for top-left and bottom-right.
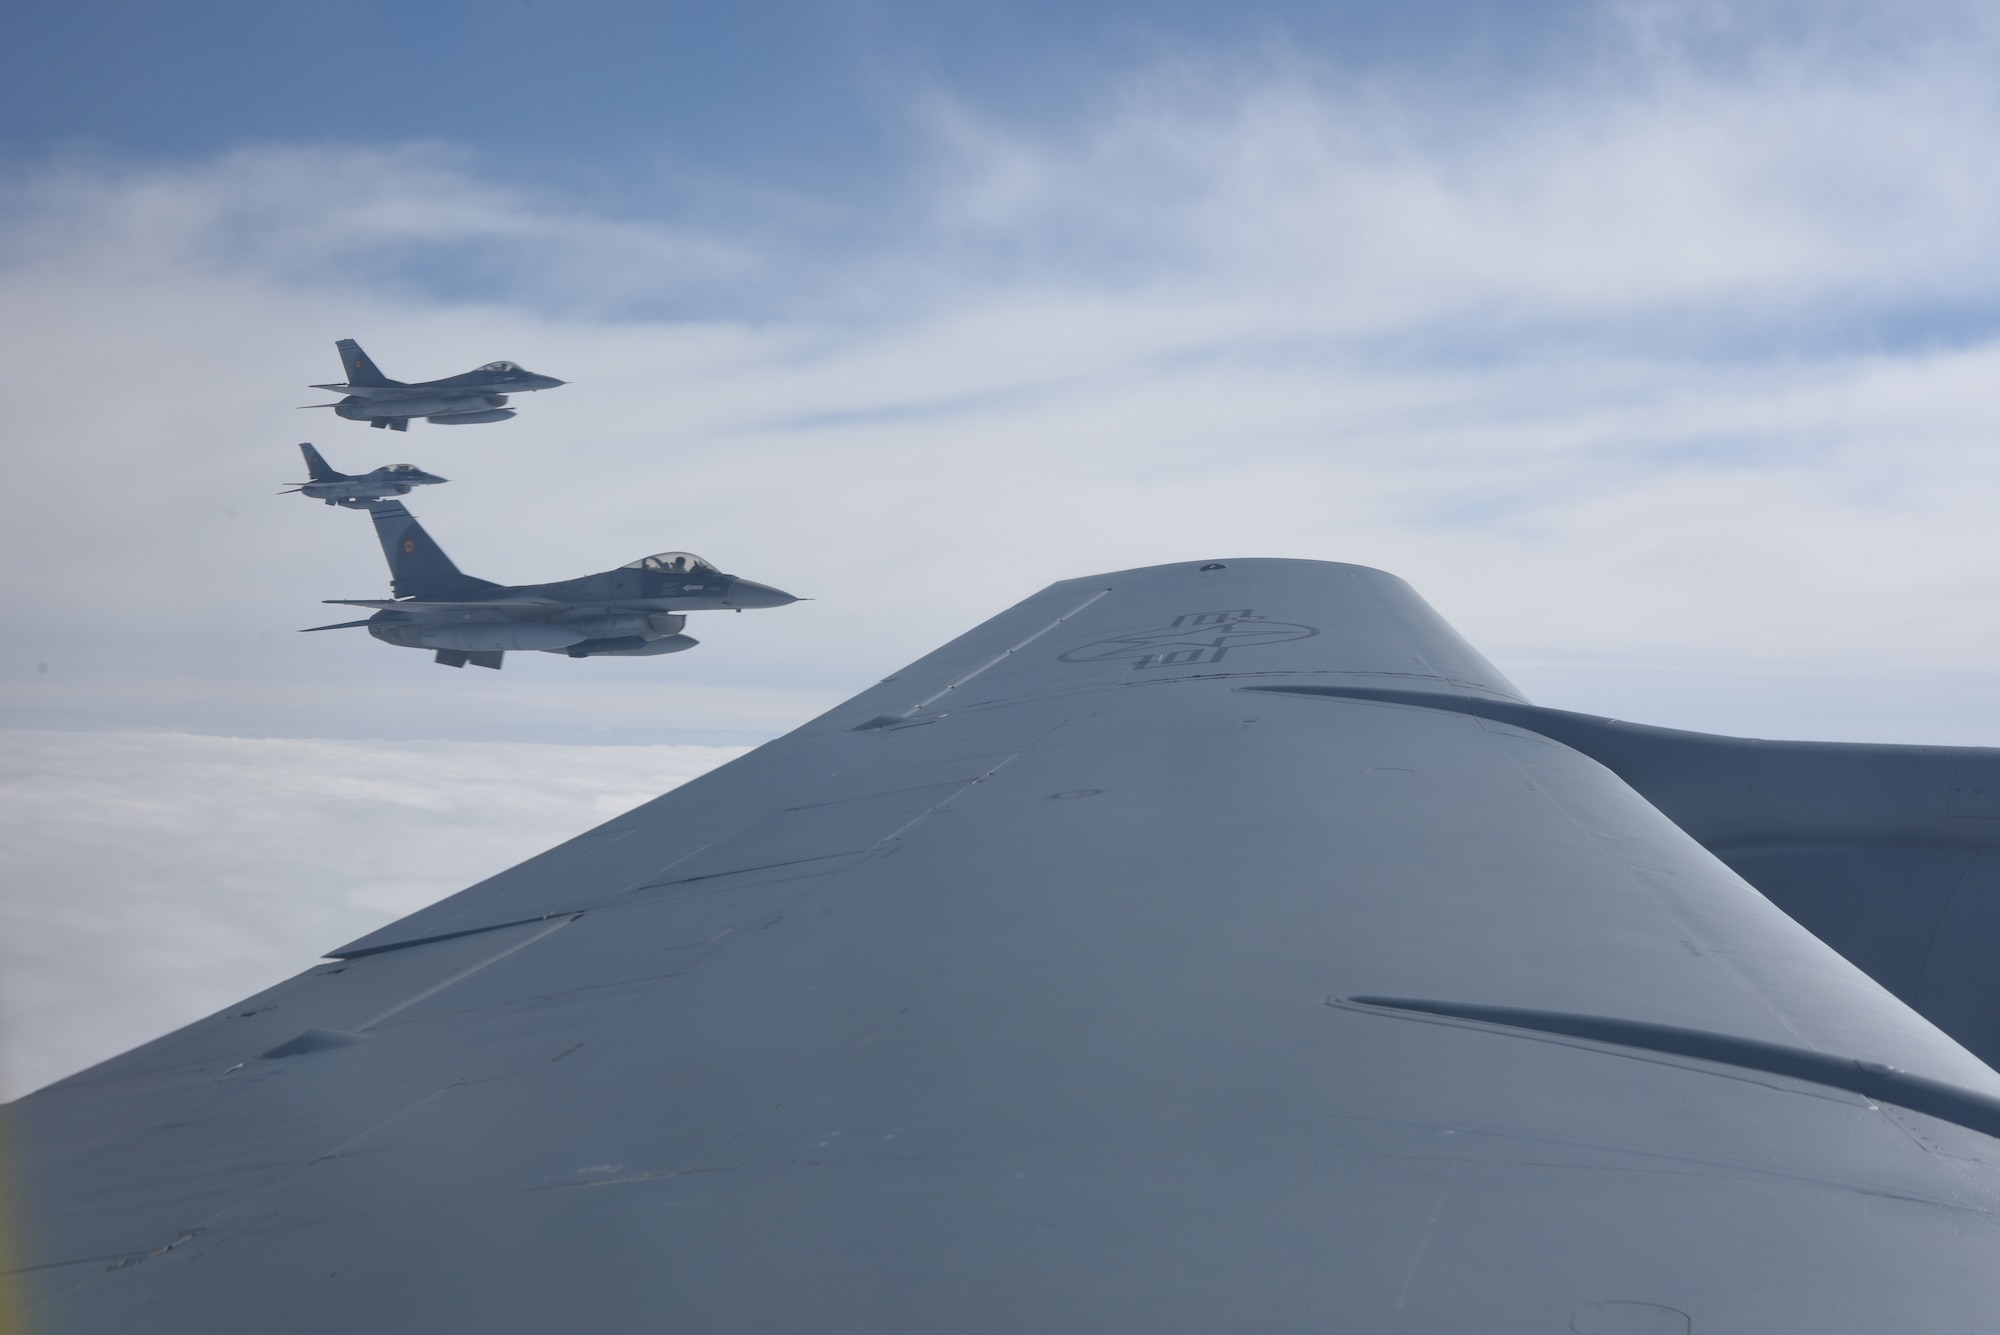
[
  {"x1": 15, "y1": 558, "x2": 2000, "y2": 1333},
  {"x1": 308, "y1": 384, "x2": 439, "y2": 400},
  {"x1": 322, "y1": 597, "x2": 567, "y2": 613}
]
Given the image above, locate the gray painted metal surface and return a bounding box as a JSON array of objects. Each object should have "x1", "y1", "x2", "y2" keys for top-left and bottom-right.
[
  {"x1": 283, "y1": 442, "x2": 447, "y2": 507},
  {"x1": 304, "y1": 338, "x2": 566, "y2": 430},
  {"x1": 1258, "y1": 683, "x2": 2000, "y2": 1071},
  {"x1": 15, "y1": 558, "x2": 2000, "y2": 1332},
  {"x1": 304, "y1": 502, "x2": 799, "y2": 667}
]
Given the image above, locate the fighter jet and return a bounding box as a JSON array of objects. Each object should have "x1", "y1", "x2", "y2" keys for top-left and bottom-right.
[
  {"x1": 281, "y1": 443, "x2": 447, "y2": 506},
  {"x1": 304, "y1": 500, "x2": 798, "y2": 668},
  {"x1": 302, "y1": 338, "x2": 566, "y2": 430}
]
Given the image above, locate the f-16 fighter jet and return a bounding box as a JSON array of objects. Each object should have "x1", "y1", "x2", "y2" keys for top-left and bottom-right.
[
  {"x1": 304, "y1": 500, "x2": 799, "y2": 669},
  {"x1": 303, "y1": 338, "x2": 566, "y2": 430},
  {"x1": 281, "y1": 443, "x2": 447, "y2": 506}
]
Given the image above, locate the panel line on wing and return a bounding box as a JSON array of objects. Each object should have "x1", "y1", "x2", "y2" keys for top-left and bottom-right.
[
  {"x1": 357, "y1": 917, "x2": 576, "y2": 1030},
  {"x1": 900, "y1": 588, "x2": 1111, "y2": 717},
  {"x1": 327, "y1": 914, "x2": 573, "y2": 961},
  {"x1": 630, "y1": 852, "x2": 869, "y2": 894},
  {"x1": 630, "y1": 723, "x2": 1068, "y2": 892}
]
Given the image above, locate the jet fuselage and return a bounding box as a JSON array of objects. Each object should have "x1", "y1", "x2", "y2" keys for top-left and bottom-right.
[
  {"x1": 299, "y1": 464, "x2": 447, "y2": 505},
  {"x1": 315, "y1": 507, "x2": 799, "y2": 667},
  {"x1": 360, "y1": 563, "x2": 797, "y2": 660}
]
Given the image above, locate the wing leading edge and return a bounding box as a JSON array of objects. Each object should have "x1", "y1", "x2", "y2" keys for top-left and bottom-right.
[{"x1": 14, "y1": 558, "x2": 2000, "y2": 1334}]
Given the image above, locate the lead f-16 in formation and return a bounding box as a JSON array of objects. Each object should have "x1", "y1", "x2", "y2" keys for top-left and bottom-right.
[
  {"x1": 302, "y1": 496, "x2": 797, "y2": 669},
  {"x1": 302, "y1": 337, "x2": 565, "y2": 430}
]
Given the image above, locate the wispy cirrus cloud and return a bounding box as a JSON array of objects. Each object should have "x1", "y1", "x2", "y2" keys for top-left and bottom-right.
[
  {"x1": 904, "y1": 11, "x2": 2000, "y2": 345},
  {"x1": 0, "y1": 144, "x2": 761, "y2": 317}
]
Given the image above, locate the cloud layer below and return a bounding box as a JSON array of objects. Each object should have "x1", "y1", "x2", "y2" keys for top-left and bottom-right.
[{"x1": 0, "y1": 730, "x2": 742, "y2": 1097}]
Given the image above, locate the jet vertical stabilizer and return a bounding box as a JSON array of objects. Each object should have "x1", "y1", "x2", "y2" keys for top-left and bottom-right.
[
  {"x1": 364, "y1": 500, "x2": 498, "y2": 600},
  {"x1": 299, "y1": 442, "x2": 340, "y2": 483},
  {"x1": 335, "y1": 339, "x2": 397, "y2": 388}
]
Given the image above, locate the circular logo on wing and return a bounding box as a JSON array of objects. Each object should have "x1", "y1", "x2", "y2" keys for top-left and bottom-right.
[
  {"x1": 402, "y1": 539, "x2": 416, "y2": 553},
  {"x1": 1060, "y1": 609, "x2": 1317, "y2": 670}
]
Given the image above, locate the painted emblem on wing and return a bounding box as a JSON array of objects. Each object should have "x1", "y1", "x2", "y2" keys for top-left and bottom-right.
[{"x1": 1060, "y1": 609, "x2": 1317, "y2": 670}]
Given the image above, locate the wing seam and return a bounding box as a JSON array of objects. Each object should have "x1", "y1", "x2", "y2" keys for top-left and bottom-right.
[{"x1": 1339, "y1": 995, "x2": 2000, "y2": 1142}]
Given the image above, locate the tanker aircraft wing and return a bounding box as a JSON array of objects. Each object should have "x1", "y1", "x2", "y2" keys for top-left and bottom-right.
[{"x1": 16, "y1": 558, "x2": 2000, "y2": 1333}]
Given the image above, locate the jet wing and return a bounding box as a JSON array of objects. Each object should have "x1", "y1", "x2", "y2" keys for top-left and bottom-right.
[
  {"x1": 308, "y1": 384, "x2": 428, "y2": 400},
  {"x1": 322, "y1": 597, "x2": 567, "y2": 613},
  {"x1": 16, "y1": 558, "x2": 2000, "y2": 1333}
]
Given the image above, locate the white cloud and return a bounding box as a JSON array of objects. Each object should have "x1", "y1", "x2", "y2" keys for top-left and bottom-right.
[
  {"x1": 907, "y1": 15, "x2": 2000, "y2": 329},
  {"x1": 0, "y1": 145, "x2": 758, "y2": 315},
  {"x1": 0, "y1": 730, "x2": 743, "y2": 1097}
]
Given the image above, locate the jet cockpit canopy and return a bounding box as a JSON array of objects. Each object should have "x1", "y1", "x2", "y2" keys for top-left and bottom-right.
[
  {"x1": 478, "y1": 361, "x2": 520, "y2": 372},
  {"x1": 622, "y1": 552, "x2": 718, "y2": 575}
]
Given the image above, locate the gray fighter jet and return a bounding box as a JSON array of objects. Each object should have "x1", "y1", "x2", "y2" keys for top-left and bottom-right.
[
  {"x1": 302, "y1": 338, "x2": 566, "y2": 430},
  {"x1": 281, "y1": 443, "x2": 447, "y2": 506},
  {"x1": 304, "y1": 500, "x2": 797, "y2": 668}
]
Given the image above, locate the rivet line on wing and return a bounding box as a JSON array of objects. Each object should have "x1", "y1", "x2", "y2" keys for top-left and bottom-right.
[{"x1": 900, "y1": 588, "x2": 1112, "y2": 718}]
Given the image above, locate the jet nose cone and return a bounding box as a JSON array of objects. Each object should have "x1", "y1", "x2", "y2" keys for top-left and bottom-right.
[
  {"x1": 530, "y1": 375, "x2": 567, "y2": 389},
  {"x1": 725, "y1": 578, "x2": 800, "y2": 609}
]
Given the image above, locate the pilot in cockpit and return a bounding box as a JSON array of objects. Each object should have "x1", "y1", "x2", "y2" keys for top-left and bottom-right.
[{"x1": 621, "y1": 552, "x2": 719, "y2": 576}]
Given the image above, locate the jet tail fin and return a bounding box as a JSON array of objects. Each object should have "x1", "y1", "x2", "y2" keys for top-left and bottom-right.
[
  {"x1": 363, "y1": 501, "x2": 500, "y2": 600},
  {"x1": 299, "y1": 442, "x2": 342, "y2": 483},
  {"x1": 335, "y1": 338, "x2": 397, "y2": 388}
]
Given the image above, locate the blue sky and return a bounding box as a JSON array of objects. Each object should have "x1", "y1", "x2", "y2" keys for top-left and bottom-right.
[
  {"x1": 12, "y1": 0, "x2": 2000, "y2": 1090},
  {"x1": 5, "y1": 1, "x2": 1983, "y2": 343},
  {"x1": 6, "y1": 0, "x2": 1608, "y2": 329},
  {"x1": 3, "y1": 2, "x2": 1595, "y2": 180}
]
